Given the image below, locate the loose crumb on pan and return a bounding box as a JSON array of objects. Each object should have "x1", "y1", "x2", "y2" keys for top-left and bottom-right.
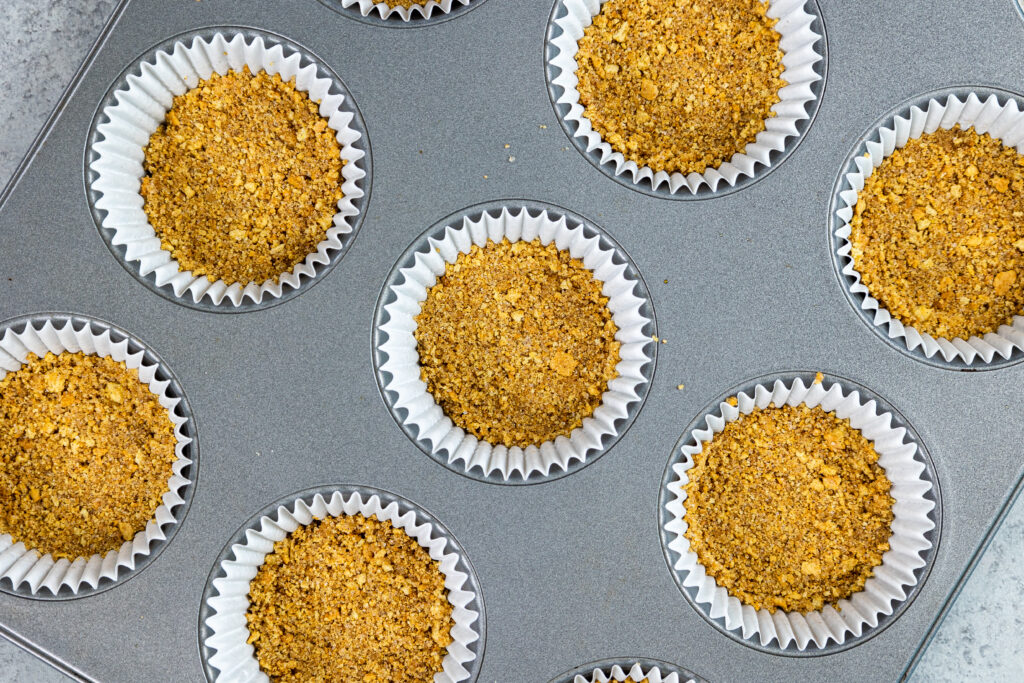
[
  {"x1": 0, "y1": 352, "x2": 177, "y2": 560},
  {"x1": 575, "y1": 0, "x2": 786, "y2": 175},
  {"x1": 414, "y1": 238, "x2": 621, "y2": 448},
  {"x1": 246, "y1": 514, "x2": 454, "y2": 682},
  {"x1": 850, "y1": 125, "x2": 1024, "y2": 340},
  {"x1": 684, "y1": 404, "x2": 894, "y2": 613},
  {"x1": 141, "y1": 67, "x2": 345, "y2": 286}
]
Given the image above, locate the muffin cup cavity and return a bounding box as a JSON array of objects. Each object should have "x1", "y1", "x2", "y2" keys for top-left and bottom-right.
[
  {"x1": 324, "y1": 0, "x2": 475, "y2": 22},
  {"x1": 373, "y1": 202, "x2": 657, "y2": 484},
  {"x1": 0, "y1": 314, "x2": 196, "y2": 599},
  {"x1": 87, "y1": 28, "x2": 369, "y2": 311},
  {"x1": 546, "y1": 0, "x2": 826, "y2": 198},
  {"x1": 550, "y1": 658, "x2": 704, "y2": 683},
  {"x1": 660, "y1": 373, "x2": 939, "y2": 653},
  {"x1": 831, "y1": 87, "x2": 1024, "y2": 367},
  {"x1": 200, "y1": 485, "x2": 484, "y2": 683}
]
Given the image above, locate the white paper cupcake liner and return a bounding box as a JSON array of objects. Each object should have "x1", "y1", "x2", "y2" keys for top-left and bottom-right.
[
  {"x1": 334, "y1": 0, "x2": 472, "y2": 21},
  {"x1": 553, "y1": 659, "x2": 702, "y2": 683},
  {"x1": 833, "y1": 89, "x2": 1024, "y2": 365},
  {"x1": 547, "y1": 0, "x2": 825, "y2": 196},
  {"x1": 375, "y1": 204, "x2": 656, "y2": 482},
  {"x1": 0, "y1": 315, "x2": 195, "y2": 597},
  {"x1": 662, "y1": 375, "x2": 938, "y2": 651},
  {"x1": 88, "y1": 29, "x2": 368, "y2": 309},
  {"x1": 201, "y1": 486, "x2": 483, "y2": 683}
]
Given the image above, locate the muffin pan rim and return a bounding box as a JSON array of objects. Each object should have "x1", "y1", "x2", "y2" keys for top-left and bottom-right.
[
  {"x1": 657, "y1": 369, "x2": 943, "y2": 658},
  {"x1": 83, "y1": 24, "x2": 374, "y2": 314},
  {"x1": 0, "y1": 311, "x2": 200, "y2": 602},
  {"x1": 196, "y1": 483, "x2": 488, "y2": 683},
  {"x1": 371, "y1": 198, "x2": 659, "y2": 486}
]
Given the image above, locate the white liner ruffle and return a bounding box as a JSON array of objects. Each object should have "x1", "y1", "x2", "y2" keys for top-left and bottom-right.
[
  {"x1": 548, "y1": 0, "x2": 823, "y2": 195},
  {"x1": 575, "y1": 662, "x2": 694, "y2": 683},
  {"x1": 834, "y1": 91, "x2": 1024, "y2": 364},
  {"x1": 202, "y1": 489, "x2": 481, "y2": 683},
  {"x1": 378, "y1": 206, "x2": 654, "y2": 481},
  {"x1": 89, "y1": 31, "x2": 367, "y2": 307},
  {"x1": 664, "y1": 377, "x2": 935, "y2": 650},
  {"x1": 0, "y1": 318, "x2": 193, "y2": 596},
  {"x1": 339, "y1": 0, "x2": 469, "y2": 21}
]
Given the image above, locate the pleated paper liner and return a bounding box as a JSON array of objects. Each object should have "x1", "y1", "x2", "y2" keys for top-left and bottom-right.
[
  {"x1": 660, "y1": 372, "x2": 941, "y2": 654},
  {"x1": 86, "y1": 28, "x2": 369, "y2": 311},
  {"x1": 546, "y1": 0, "x2": 826, "y2": 198},
  {"x1": 831, "y1": 86, "x2": 1024, "y2": 369},
  {"x1": 318, "y1": 0, "x2": 485, "y2": 23},
  {"x1": 0, "y1": 314, "x2": 196, "y2": 599},
  {"x1": 199, "y1": 485, "x2": 485, "y2": 683},
  {"x1": 550, "y1": 658, "x2": 705, "y2": 683},
  {"x1": 373, "y1": 201, "x2": 657, "y2": 484}
]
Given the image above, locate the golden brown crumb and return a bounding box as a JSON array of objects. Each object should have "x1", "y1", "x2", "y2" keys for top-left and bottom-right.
[
  {"x1": 246, "y1": 514, "x2": 453, "y2": 682},
  {"x1": 414, "y1": 238, "x2": 621, "y2": 448},
  {"x1": 576, "y1": 0, "x2": 785, "y2": 174},
  {"x1": 386, "y1": 0, "x2": 429, "y2": 6},
  {"x1": 851, "y1": 126, "x2": 1024, "y2": 339},
  {"x1": 141, "y1": 67, "x2": 345, "y2": 286},
  {"x1": 814, "y1": 371, "x2": 824, "y2": 384},
  {"x1": 0, "y1": 352, "x2": 176, "y2": 559},
  {"x1": 684, "y1": 404, "x2": 894, "y2": 613}
]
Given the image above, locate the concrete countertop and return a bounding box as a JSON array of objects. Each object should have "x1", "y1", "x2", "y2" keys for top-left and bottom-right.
[{"x1": 0, "y1": 2, "x2": 1021, "y2": 681}]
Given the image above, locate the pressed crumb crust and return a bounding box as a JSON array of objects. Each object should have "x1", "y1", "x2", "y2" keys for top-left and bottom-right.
[
  {"x1": 575, "y1": 0, "x2": 785, "y2": 174},
  {"x1": 684, "y1": 404, "x2": 894, "y2": 613},
  {"x1": 850, "y1": 125, "x2": 1024, "y2": 340},
  {"x1": 0, "y1": 352, "x2": 176, "y2": 560},
  {"x1": 414, "y1": 238, "x2": 621, "y2": 448},
  {"x1": 141, "y1": 67, "x2": 346, "y2": 286},
  {"x1": 246, "y1": 514, "x2": 454, "y2": 682}
]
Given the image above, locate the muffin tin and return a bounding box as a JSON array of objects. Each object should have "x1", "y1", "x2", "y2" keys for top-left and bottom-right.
[{"x1": 1, "y1": 0, "x2": 1023, "y2": 680}]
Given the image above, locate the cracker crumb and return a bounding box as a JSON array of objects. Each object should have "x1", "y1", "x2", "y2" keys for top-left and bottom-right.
[
  {"x1": 814, "y1": 371, "x2": 824, "y2": 384},
  {"x1": 415, "y1": 238, "x2": 621, "y2": 448},
  {"x1": 247, "y1": 514, "x2": 453, "y2": 681},
  {"x1": 141, "y1": 67, "x2": 345, "y2": 286},
  {"x1": 851, "y1": 126, "x2": 1024, "y2": 339},
  {"x1": 576, "y1": 0, "x2": 785, "y2": 174},
  {"x1": 0, "y1": 352, "x2": 176, "y2": 559},
  {"x1": 684, "y1": 404, "x2": 894, "y2": 613}
]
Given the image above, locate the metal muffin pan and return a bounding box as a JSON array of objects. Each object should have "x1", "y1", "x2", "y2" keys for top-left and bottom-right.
[{"x1": 0, "y1": 0, "x2": 1022, "y2": 680}]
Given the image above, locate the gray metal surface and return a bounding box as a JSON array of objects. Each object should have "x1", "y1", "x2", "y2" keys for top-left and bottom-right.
[{"x1": 0, "y1": 0, "x2": 1021, "y2": 681}]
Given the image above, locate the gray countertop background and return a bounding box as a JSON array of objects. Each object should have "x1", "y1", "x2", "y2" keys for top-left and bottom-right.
[{"x1": 0, "y1": 2, "x2": 1021, "y2": 681}]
